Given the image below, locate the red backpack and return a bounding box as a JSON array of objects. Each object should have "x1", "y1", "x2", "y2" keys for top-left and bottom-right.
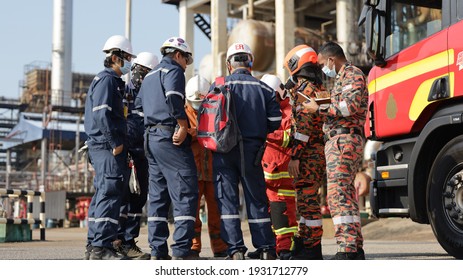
[{"x1": 197, "y1": 77, "x2": 242, "y2": 153}]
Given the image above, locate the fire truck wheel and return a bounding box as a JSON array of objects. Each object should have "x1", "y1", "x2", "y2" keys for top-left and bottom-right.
[{"x1": 427, "y1": 135, "x2": 463, "y2": 259}]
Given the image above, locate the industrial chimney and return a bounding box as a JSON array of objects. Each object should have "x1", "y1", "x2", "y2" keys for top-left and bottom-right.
[{"x1": 51, "y1": 0, "x2": 72, "y2": 107}]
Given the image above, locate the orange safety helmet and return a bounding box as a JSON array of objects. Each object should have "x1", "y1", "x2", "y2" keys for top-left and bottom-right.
[{"x1": 284, "y1": 45, "x2": 318, "y2": 76}]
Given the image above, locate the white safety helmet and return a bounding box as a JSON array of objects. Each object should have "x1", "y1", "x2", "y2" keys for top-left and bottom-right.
[
  {"x1": 102, "y1": 35, "x2": 136, "y2": 58},
  {"x1": 133, "y1": 52, "x2": 159, "y2": 70},
  {"x1": 185, "y1": 75, "x2": 210, "y2": 110},
  {"x1": 160, "y1": 37, "x2": 193, "y2": 65},
  {"x1": 226, "y1": 42, "x2": 254, "y2": 63},
  {"x1": 261, "y1": 74, "x2": 286, "y2": 100}
]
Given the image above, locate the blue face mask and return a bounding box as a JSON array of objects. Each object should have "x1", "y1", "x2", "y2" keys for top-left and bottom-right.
[
  {"x1": 322, "y1": 59, "x2": 336, "y2": 78},
  {"x1": 120, "y1": 60, "x2": 131, "y2": 75}
]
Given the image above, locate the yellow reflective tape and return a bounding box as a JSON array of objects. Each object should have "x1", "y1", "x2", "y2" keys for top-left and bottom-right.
[
  {"x1": 264, "y1": 171, "x2": 291, "y2": 180},
  {"x1": 274, "y1": 226, "x2": 298, "y2": 235},
  {"x1": 409, "y1": 72, "x2": 454, "y2": 121},
  {"x1": 368, "y1": 49, "x2": 454, "y2": 95},
  {"x1": 282, "y1": 129, "x2": 291, "y2": 148},
  {"x1": 277, "y1": 189, "x2": 296, "y2": 197}
]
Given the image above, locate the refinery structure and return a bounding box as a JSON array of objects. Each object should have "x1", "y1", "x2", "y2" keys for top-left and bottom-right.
[{"x1": 0, "y1": 0, "x2": 368, "y2": 224}]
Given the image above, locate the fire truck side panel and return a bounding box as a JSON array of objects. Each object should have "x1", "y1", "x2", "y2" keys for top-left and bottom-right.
[{"x1": 367, "y1": 29, "x2": 449, "y2": 139}]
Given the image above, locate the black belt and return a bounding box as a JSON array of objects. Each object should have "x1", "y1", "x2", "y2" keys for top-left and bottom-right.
[
  {"x1": 324, "y1": 127, "x2": 363, "y2": 143},
  {"x1": 147, "y1": 124, "x2": 175, "y2": 132}
]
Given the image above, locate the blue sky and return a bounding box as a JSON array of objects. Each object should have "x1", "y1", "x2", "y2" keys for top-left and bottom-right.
[{"x1": 0, "y1": 0, "x2": 210, "y2": 99}]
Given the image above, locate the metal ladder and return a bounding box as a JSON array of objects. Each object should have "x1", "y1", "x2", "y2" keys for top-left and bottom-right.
[{"x1": 194, "y1": 14, "x2": 211, "y2": 40}]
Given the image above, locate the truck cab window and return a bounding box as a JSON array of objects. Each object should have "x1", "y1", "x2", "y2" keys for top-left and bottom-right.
[{"x1": 386, "y1": 1, "x2": 442, "y2": 57}]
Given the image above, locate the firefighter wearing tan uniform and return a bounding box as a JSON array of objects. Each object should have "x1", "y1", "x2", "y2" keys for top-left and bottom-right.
[
  {"x1": 303, "y1": 41, "x2": 368, "y2": 260},
  {"x1": 283, "y1": 45, "x2": 329, "y2": 260},
  {"x1": 185, "y1": 75, "x2": 228, "y2": 258}
]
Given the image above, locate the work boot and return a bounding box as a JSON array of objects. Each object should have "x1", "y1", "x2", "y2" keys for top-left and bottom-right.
[
  {"x1": 278, "y1": 250, "x2": 292, "y2": 260},
  {"x1": 260, "y1": 249, "x2": 277, "y2": 260},
  {"x1": 123, "y1": 240, "x2": 150, "y2": 260},
  {"x1": 213, "y1": 251, "x2": 228, "y2": 258},
  {"x1": 290, "y1": 242, "x2": 323, "y2": 260},
  {"x1": 172, "y1": 251, "x2": 201, "y2": 260},
  {"x1": 246, "y1": 248, "x2": 262, "y2": 259},
  {"x1": 151, "y1": 255, "x2": 172, "y2": 260},
  {"x1": 89, "y1": 246, "x2": 129, "y2": 260},
  {"x1": 226, "y1": 250, "x2": 245, "y2": 260},
  {"x1": 333, "y1": 248, "x2": 365, "y2": 260},
  {"x1": 83, "y1": 244, "x2": 92, "y2": 260}
]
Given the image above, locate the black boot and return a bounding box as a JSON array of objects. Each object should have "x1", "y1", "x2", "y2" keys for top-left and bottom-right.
[{"x1": 290, "y1": 241, "x2": 323, "y2": 260}]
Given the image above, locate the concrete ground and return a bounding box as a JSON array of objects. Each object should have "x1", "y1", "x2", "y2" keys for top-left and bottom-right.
[{"x1": 0, "y1": 217, "x2": 452, "y2": 260}]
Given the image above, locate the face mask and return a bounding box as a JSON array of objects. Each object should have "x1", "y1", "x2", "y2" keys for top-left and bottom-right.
[
  {"x1": 131, "y1": 65, "x2": 150, "y2": 91},
  {"x1": 119, "y1": 59, "x2": 131, "y2": 75},
  {"x1": 322, "y1": 59, "x2": 336, "y2": 78}
]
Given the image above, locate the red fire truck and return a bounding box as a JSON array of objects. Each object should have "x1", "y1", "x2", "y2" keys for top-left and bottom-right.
[{"x1": 361, "y1": 0, "x2": 463, "y2": 258}]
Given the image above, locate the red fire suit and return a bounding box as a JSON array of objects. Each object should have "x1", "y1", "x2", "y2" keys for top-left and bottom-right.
[{"x1": 262, "y1": 97, "x2": 298, "y2": 256}]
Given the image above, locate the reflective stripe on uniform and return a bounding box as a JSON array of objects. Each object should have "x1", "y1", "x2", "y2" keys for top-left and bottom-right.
[
  {"x1": 119, "y1": 213, "x2": 128, "y2": 219},
  {"x1": 94, "y1": 217, "x2": 119, "y2": 225},
  {"x1": 282, "y1": 129, "x2": 291, "y2": 148},
  {"x1": 264, "y1": 171, "x2": 291, "y2": 180},
  {"x1": 145, "y1": 67, "x2": 170, "y2": 78},
  {"x1": 225, "y1": 80, "x2": 273, "y2": 92},
  {"x1": 148, "y1": 216, "x2": 168, "y2": 222},
  {"x1": 92, "y1": 104, "x2": 112, "y2": 112},
  {"x1": 268, "y1": 116, "x2": 282, "y2": 122},
  {"x1": 130, "y1": 110, "x2": 144, "y2": 117},
  {"x1": 248, "y1": 218, "x2": 271, "y2": 223},
  {"x1": 166, "y1": 90, "x2": 184, "y2": 99},
  {"x1": 294, "y1": 132, "x2": 309, "y2": 142},
  {"x1": 221, "y1": 214, "x2": 241, "y2": 220},
  {"x1": 299, "y1": 217, "x2": 323, "y2": 227},
  {"x1": 277, "y1": 189, "x2": 295, "y2": 197},
  {"x1": 274, "y1": 226, "x2": 298, "y2": 235},
  {"x1": 332, "y1": 215, "x2": 361, "y2": 225},
  {"x1": 174, "y1": 215, "x2": 196, "y2": 222},
  {"x1": 127, "y1": 212, "x2": 143, "y2": 218},
  {"x1": 339, "y1": 100, "x2": 350, "y2": 117}
]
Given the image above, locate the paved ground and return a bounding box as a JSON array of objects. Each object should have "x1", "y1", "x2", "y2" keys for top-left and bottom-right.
[{"x1": 0, "y1": 217, "x2": 453, "y2": 260}]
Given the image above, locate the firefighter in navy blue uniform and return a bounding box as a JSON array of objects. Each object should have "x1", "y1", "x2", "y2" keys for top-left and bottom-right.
[
  {"x1": 116, "y1": 52, "x2": 158, "y2": 260},
  {"x1": 134, "y1": 37, "x2": 199, "y2": 260},
  {"x1": 83, "y1": 35, "x2": 136, "y2": 260},
  {"x1": 211, "y1": 43, "x2": 281, "y2": 260}
]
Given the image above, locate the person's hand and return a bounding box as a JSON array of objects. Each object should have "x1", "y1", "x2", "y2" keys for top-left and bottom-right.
[
  {"x1": 355, "y1": 171, "x2": 371, "y2": 196},
  {"x1": 112, "y1": 144, "x2": 124, "y2": 156},
  {"x1": 302, "y1": 98, "x2": 319, "y2": 114},
  {"x1": 288, "y1": 159, "x2": 300, "y2": 178},
  {"x1": 173, "y1": 126, "x2": 187, "y2": 146}
]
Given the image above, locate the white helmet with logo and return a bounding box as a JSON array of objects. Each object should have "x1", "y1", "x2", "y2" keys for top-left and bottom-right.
[
  {"x1": 185, "y1": 75, "x2": 210, "y2": 110},
  {"x1": 133, "y1": 52, "x2": 159, "y2": 70},
  {"x1": 160, "y1": 37, "x2": 193, "y2": 65},
  {"x1": 102, "y1": 35, "x2": 136, "y2": 58},
  {"x1": 226, "y1": 42, "x2": 254, "y2": 62},
  {"x1": 261, "y1": 74, "x2": 286, "y2": 100}
]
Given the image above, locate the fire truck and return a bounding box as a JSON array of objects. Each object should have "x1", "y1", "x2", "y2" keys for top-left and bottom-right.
[{"x1": 360, "y1": 0, "x2": 463, "y2": 258}]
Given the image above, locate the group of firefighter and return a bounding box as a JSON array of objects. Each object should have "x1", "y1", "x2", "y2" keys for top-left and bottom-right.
[{"x1": 83, "y1": 34, "x2": 368, "y2": 260}]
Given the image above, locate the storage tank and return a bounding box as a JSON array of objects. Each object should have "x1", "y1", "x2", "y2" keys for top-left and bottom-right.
[
  {"x1": 228, "y1": 19, "x2": 275, "y2": 72},
  {"x1": 227, "y1": 20, "x2": 324, "y2": 73}
]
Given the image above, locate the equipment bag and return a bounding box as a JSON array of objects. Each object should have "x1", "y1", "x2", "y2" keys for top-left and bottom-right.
[
  {"x1": 197, "y1": 77, "x2": 245, "y2": 176},
  {"x1": 197, "y1": 77, "x2": 242, "y2": 153}
]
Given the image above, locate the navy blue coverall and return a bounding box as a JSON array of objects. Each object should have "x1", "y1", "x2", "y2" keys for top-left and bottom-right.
[
  {"x1": 211, "y1": 68, "x2": 282, "y2": 256},
  {"x1": 84, "y1": 68, "x2": 127, "y2": 249},
  {"x1": 135, "y1": 56, "x2": 198, "y2": 259},
  {"x1": 118, "y1": 80, "x2": 149, "y2": 243}
]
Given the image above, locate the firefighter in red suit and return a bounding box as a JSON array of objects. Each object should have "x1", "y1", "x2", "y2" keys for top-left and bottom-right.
[{"x1": 250, "y1": 74, "x2": 297, "y2": 260}]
